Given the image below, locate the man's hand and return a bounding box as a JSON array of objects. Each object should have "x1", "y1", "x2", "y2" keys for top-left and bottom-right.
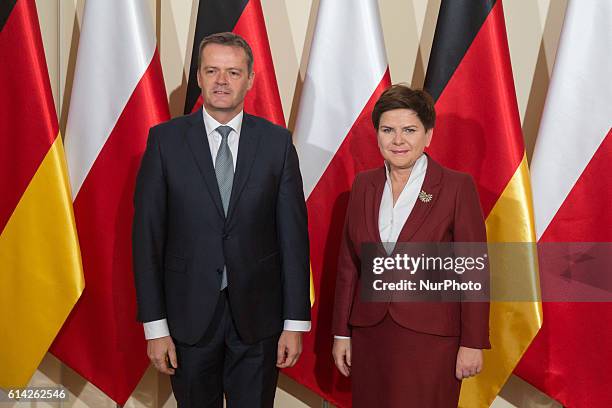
[
  {"x1": 332, "y1": 338, "x2": 351, "y2": 377},
  {"x1": 277, "y1": 331, "x2": 303, "y2": 368},
  {"x1": 147, "y1": 336, "x2": 177, "y2": 375},
  {"x1": 455, "y1": 346, "x2": 483, "y2": 380}
]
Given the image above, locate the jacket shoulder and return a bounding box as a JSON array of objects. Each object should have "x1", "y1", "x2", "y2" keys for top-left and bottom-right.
[
  {"x1": 437, "y1": 163, "x2": 476, "y2": 188},
  {"x1": 246, "y1": 114, "x2": 290, "y2": 137},
  {"x1": 148, "y1": 113, "x2": 193, "y2": 138},
  {"x1": 354, "y1": 167, "x2": 384, "y2": 186}
]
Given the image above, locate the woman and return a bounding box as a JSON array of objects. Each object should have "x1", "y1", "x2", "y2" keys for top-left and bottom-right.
[{"x1": 332, "y1": 85, "x2": 490, "y2": 407}]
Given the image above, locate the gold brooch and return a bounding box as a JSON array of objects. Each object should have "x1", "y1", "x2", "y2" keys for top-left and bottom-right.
[{"x1": 419, "y1": 190, "x2": 433, "y2": 203}]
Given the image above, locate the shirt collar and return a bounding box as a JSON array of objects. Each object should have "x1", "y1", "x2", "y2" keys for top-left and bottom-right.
[
  {"x1": 384, "y1": 153, "x2": 428, "y2": 185},
  {"x1": 202, "y1": 108, "x2": 244, "y2": 137}
]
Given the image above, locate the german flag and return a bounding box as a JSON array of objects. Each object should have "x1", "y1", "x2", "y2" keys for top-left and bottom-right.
[
  {"x1": 184, "y1": 0, "x2": 285, "y2": 127},
  {"x1": 0, "y1": 0, "x2": 83, "y2": 388},
  {"x1": 424, "y1": 1, "x2": 542, "y2": 406}
]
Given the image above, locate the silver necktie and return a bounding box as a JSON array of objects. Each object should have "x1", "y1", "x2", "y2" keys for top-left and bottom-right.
[{"x1": 215, "y1": 125, "x2": 234, "y2": 290}]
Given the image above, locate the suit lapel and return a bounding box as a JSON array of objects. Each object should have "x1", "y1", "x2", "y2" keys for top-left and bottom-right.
[
  {"x1": 365, "y1": 167, "x2": 386, "y2": 244},
  {"x1": 396, "y1": 155, "x2": 443, "y2": 243},
  {"x1": 185, "y1": 109, "x2": 225, "y2": 219},
  {"x1": 226, "y1": 114, "x2": 261, "y2": 221}
]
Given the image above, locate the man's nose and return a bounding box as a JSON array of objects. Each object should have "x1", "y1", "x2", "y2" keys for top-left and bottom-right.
[{"x1": 216, "y1": 71, "x2": 229, "y2": 84}]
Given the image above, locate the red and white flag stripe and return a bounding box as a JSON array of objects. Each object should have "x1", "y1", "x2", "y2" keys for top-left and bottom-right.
[
  {"x1": 530, "y1": 0, "x2": 611, "y2": 238},
  {"x1": 287, "y1": 1, "x2": 390, "y2": 406},
  {"x1": 294, "y1": 0, "x2": 388, "y2": 198},
  {"x1": 51, "y1": 0, "x2": 170, "y2": 404},
  {"x1": 517, "y1": 1, "x2": 612, "y2": 406},
  {"x1": 65, "y1": 1, "x2": 158, "y2": 194}
]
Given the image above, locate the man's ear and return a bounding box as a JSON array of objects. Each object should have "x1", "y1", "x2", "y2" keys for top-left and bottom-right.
[{"x1": 247, "y1": 71, "x2": 255, "y2": 91}]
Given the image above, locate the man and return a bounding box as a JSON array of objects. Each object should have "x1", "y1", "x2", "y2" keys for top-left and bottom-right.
[{"x1": 132, "y1": 32, "x2": 311, "y2": 408}]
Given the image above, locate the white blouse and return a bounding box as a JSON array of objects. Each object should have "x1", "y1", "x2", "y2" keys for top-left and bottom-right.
[{"x1": 379, "y1": 154, "x2": 428, "y2": 253}]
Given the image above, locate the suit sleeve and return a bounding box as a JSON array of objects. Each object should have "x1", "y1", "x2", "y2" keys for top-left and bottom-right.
[
  {"x1": 132, "y1": 127, "x2": 168, "y2": 323},
  {"x1": 276, "y1": 132, "x2": 311, "y2": 321},
  {"x1": 454, "y1": 175, "x2": 491, "y2": 349},
  {"x1": 331, "y1": 176, "x2": 361, "y2": 337}
]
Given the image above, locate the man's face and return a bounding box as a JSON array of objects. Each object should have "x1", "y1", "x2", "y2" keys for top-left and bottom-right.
[{"x1": 197, "y1": 43, "x2": 254, "y2": 116}]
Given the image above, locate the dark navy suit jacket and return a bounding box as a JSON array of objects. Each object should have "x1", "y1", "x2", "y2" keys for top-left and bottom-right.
[{"x1": 133, "y1": 109, "x2": 310, "y2": 345}]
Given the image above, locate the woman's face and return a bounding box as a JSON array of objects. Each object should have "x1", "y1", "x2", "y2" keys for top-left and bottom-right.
[{"x1": 377, "y1": 108, "x2": 433, "y2": 171}]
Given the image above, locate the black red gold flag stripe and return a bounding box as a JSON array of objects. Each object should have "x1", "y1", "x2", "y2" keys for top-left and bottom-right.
[
  {"x1": 185, "y1": 0, "x2": 249, "y2": 114},
  {"x1": 0, "y1": 0, "x2": 18, "y2": 32},
  {"x1": 425, "y1": 0, "x2": 495, "y2": 102},
  {"x1": 0, "y1": 0, "x2": 83, "y2": 388},
  {"x1": 424, "y1": 1, "x2": 542, "y2": 406}
]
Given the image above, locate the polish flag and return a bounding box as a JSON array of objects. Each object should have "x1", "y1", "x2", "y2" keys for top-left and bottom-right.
[
  {"x1": 515, "y1": 1, "x2": 612, "y2": 406},
  {"x1": 284, "y1": 1, "x2": 390, "y2": 406},
  {"x1": 50, "y1": 0, "x2": 170, "y2": 404}
]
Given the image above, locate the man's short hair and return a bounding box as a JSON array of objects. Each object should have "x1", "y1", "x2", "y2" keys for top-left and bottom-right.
[
  {"x1": 198, "y1": 32, "x2": 254, "y2": 74},
  {"x1": 372, "y1": 84, "x2": 436, "y2": 130}
]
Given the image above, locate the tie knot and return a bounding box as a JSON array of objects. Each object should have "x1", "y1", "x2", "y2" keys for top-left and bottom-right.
[{"x1": 217, "y1": 126, "x2": 232, "y2": 140}]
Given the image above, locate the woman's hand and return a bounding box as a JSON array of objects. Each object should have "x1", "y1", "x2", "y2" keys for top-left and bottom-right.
[
  {"x1": 455, "y1": 346, "x2": 483, "y2": 380},
  {"x1": 332, "y1": 338, "x2": 352, "y2": 377}
]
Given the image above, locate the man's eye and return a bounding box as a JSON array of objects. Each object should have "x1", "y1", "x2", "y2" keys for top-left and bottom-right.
[
  {"x1": 404, "y1": 128, "x2": 415, "y2": 133},
  {"x1": 382, "y1": 128, "x2": 392, "y2": 133}
]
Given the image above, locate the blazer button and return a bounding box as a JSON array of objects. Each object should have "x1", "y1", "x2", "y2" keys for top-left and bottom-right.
[
  {"x1": 217, "y1": 268, "x2": 223, "y2": 274},
  {"x1": 223, "y1": 234, "x2": 230, "y2": 240}
]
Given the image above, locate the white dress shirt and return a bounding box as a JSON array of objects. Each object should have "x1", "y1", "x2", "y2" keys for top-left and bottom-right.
[
  {"x1": 334, "y1": 154, "x2": 428, "y2": 340},
  {"x1": 143, "y1": 108, "x2": 311, "y2": 340}
]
